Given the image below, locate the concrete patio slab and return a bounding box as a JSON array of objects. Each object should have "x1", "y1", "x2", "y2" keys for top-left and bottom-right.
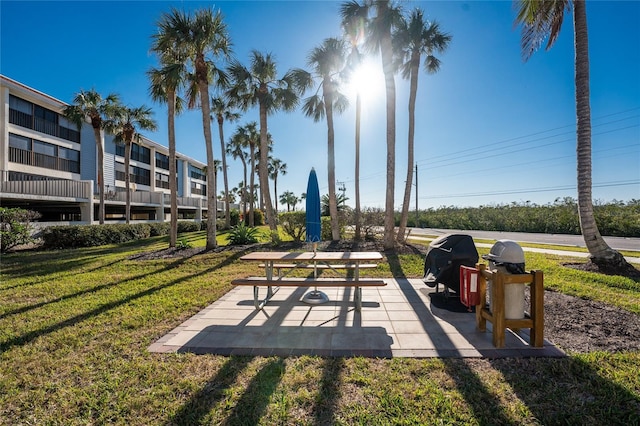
[{"x1": 148, "y1": 278, "x2": 565, "y2": 358}]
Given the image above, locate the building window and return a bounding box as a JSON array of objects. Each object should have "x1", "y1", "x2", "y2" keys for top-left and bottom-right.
[
  {"x1": 8, "y1": 95, "x2": 80, "y2": 143},
  {"x1": 190, "y1": 165, "x2": 206, "y2": 181},
  {"x1": 8, "y1": 133, "x2": 80, "y2": 173},
  {"x1": 190, "y1": 181, "x2": 207, "y2": 196},
  {"x1": 155, "y1": 172, "x2": 170, "y2": 189},
  {"x1": 155, "y1": 152, "x2": 170, "y2": 170}
]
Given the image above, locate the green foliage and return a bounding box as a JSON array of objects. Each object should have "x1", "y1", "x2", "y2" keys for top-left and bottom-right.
[
  {"x1": 404, "y1": 199, "x2": 640, "y2": 237},
  {"x1": 176, "y1": 237, "x2": 193, "y2": 250},
  {"x1": 148, "y1": 222, "x2": 170, "y2": 237},
  {"x1": 41, "y1": 223, "x2": 152, "y2": 249},
  {"x1": 278, "y1": 211, "x2": 306, "y2": 241},
  {"x1": 177, "y1": 221, "x2": 201, "y2": 233},
  {"x1": 226, "y1": 222, "x2": 261, "y2": 245},
  {"x1": 0, "y1": 207, "x2": 41, "y2": 253},
  {"x1": 230, "y1": 209, "x2": 240, "y2": 226}
]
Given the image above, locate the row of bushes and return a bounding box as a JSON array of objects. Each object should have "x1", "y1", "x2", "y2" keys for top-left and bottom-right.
[
  {"x1": 40, "y1": 221, "x2": 203, "y2": 249},
  {"x1": 398, "y1": 199, "x2": 640, "y2": 237}
]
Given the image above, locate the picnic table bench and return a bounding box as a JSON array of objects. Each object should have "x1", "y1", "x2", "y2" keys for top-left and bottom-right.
[{"x1": 233, "y1": 251, "x2": 385, "y2": 310}]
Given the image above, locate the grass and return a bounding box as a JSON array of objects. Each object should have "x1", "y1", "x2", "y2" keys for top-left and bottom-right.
[{"x1": 1, "y1": 231, "x2": 639, "y2": 425}]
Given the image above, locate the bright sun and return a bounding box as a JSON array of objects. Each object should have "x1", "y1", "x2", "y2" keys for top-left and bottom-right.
[{"x1": 346, "y1": 58, "x2": 384, "y2": 102}]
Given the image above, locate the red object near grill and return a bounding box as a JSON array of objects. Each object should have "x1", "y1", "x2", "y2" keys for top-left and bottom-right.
[{"x1": 460, "y1": 265, "x2": 480, "y2": 311}]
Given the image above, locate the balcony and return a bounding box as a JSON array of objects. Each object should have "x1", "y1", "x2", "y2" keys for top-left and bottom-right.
[{"x1": 1, "y1": 171, "x2": 91, "y2": 200}]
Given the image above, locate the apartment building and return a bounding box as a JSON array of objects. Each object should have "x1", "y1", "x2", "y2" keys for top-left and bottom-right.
[{"x1": 0, "y1": 75, "x2": 233, "y2": 225}]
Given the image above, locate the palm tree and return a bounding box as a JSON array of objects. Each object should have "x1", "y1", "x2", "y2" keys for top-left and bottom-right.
[
  {"x1": 211, "y1": 96, "x2": 240, "y2": 229},
  {"x1": 227, "y1": 130, "x2": 250, "y2": 222},
  {"x1": 394, "y1": 8, "x2": 451, "y2": 243},
  {"x1": 148, "y1": 38, "x2": 187, "y2": 247},
  {"x1": 105, "y1": 105, "x2": 157, "y2": 224},
  {"x1": 294, "y1": 38, "x2": 349, "y2": 241},
  {"x1": 268, "y1": 157, "x2": 287, "y2": 213},
  {"x1": 255, "y1": 134, "x2": 274, "y2": 212},
  {"x1": 515, "y1": 0, "x2": 629, "y2": 270},
  {"x1": 244, "y1": 122, "x2": 259, "y2": 226},
  {"x1": 340, "y1": 0, "x2": 369, "y2": 241},
  {"x1": 63, "y1": 89, "x2": 120, "y2": 224},
  {"x1": 279, "y1": 190, "x2": 298, "y2": 212},
  {"x1": 227, "y1": 50, "x2": 311, "y2": 233},
  {"x1": 366, "y1": 0, "x2": 404, "y2": 249},
  {"x1": 154, "y1": 7, "x2": 231, "y2": 250}
]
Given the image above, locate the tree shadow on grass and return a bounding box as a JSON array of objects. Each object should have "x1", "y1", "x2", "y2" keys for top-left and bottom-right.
[
  {"x1": 313, "y1": 357, "x2": 344, "y2": 425},
  {"x1": 167, "y1": 356, "x2": 253, "y2": 425},
  {"x1": 223, "y1": 358, "x2": 286, "y2": 425},
  {"x1": 491, "y1": 356, "x2": 640, "y2": 424},
  {"x1": 0, "y1": 247, "x2": 252, "y2": 352}
]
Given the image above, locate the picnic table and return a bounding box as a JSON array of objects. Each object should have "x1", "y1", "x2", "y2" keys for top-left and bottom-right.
[{"x1": 232, "y1": 251, "x2": 386, "y2": 310}]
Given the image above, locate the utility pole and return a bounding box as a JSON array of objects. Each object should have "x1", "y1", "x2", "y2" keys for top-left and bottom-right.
[
  {"x1": 337, "y1": 181, "x2": 346, "y2": 205},
  {"x1": 415, "y1": 163, "x2": 419, "y2": 226}
]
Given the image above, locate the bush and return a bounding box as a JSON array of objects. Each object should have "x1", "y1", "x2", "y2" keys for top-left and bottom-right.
[
  {"x1": 279, "y1": 211, "x2": 306, "y2": 242},
  {"x1": 41, "y1": 223, "x2": 151, "y2": 249},
  {"x1": 244, "y1": 209, "x2": 265, "y2": 226},
  {"x1": 0, "y1": 207, "x2": 41, "y2": 253},
  {"x1": 226, "y1": 222, "x2": 261, "y2": 245},
  {"x1": 148, "y1": 222, "x2": 170, "y2": 237},
  {"x1": 177, "y1": 221, "x2": 200, "y2": 233},
  {"x1": 230, "y1": 209, "x2": 240, "y2": 227}
]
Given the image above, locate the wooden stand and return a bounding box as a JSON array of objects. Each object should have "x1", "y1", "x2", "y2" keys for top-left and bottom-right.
[{"x1": 475, "y1": 263, "x2": 544, "y2": 348}]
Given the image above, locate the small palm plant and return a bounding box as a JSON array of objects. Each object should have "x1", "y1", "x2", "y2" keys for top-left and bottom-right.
[{"x1": 226, "y1": 222, "x2": 261, "y2": 245}]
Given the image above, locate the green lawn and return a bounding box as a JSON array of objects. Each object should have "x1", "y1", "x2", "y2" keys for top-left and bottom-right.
[{"x1": 1, "y1": 231, "x2": 638, "y2": 425}]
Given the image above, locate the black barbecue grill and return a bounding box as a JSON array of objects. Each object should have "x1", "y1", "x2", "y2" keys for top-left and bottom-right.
[{"x1": 423, "y1": 234, "x2": 479, "y2": 296}]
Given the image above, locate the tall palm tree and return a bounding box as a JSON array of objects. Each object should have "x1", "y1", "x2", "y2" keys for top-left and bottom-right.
[
  {"x1": 515, "y1": 0, "x2": 629, "y2": 270},
  {"x1": 268, "y1": 157, "x2": 287, "y2": 213},
  {"x1": 340, "y1": 0, "x2": 369, "y2": 241},
  {"x1": 63, "y1": 89, "x2": 120, "y2": 224},
  {"x1": 227, "y1": 130, "x2": 250, "y2": 222},
  {"x1": 394, "y1": 8, "x2": 451, "y2": 243},
  {"x1": 154, "y1": 7, "x2": 231, "y2": 250},
  {"x1": 367, "y1": 0, "x2": 404, "y2": 249},
  {"x1": 255, "y1": 133, "x2": 274, "y2": 212},
  {"x1": 105, "y1": 105, "x2": 157, "y2": 224},
  {"x1": 295, "y1": 38, "x2": 349, "y2": 241},
  {"x1": 211, "y1": 95, "x2": 240, "y2": 229},
  {"x1": 148, "y1": 37, "x2": 186, "y2": 247},
  {"x1": 227, "y1": 50, "x2": 311, "y2": 233}
]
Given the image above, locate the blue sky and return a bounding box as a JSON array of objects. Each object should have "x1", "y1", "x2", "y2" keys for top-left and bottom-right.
[{"x1": 2, "y1": 0, "x2": 639, "y2": 210}]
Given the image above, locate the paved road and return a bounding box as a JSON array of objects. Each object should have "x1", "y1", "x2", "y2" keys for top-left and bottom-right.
[{"x1": 409, "y1": 228, "x2": 639, "y2": 251}]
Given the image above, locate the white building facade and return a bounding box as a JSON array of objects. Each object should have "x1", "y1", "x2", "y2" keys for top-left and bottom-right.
[{"x1": 0, "y1": 75, "x2": 234, "y2": 225}]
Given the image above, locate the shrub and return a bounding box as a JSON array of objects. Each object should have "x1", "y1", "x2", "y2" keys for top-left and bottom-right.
[
  {"x1": 0, "y1": 207, "x2": 41, "y2": 253},
  {"x1": 230, "y1": 209, "x2": 240, "y2": 227},
  {"x1": 226, "y1": 222, "x2": 261, "y2": 245},
  {"x1": 148, "y1": 222, "x2": 170, "y2": 237},
  {"x1": 41, "y1": 223, "x2": 151, "y2": 249},
  {"x1": 244, "y1": 209, "x2": 265, "y2": 226},
  {"x1": 177, "y1": 221, "x2": 200, "y2": 233},
  {"x1": 279, "y1": 211, "x2": 306, "y2": 242}
]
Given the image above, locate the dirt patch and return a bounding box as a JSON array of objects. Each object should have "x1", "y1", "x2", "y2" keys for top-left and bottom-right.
[{"x1": 131, "y1": 239, "x2": 640, "y2": 354}]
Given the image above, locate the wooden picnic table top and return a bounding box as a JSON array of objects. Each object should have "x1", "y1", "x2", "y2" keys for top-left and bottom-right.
[{"x1": 239, "y1": 251, "x2": 383, "y2": 262}]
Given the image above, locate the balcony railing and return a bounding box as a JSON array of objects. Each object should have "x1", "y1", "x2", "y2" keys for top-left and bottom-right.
[
  {"x1": 9, "y1": 147, "x2": 81, "y2": 173},
  {"x1": 1, "y1": 171, "x2": 91, "y2": 199}
]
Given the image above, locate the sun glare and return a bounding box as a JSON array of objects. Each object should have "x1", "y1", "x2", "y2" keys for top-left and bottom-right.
[{"x1": 346, "y1": 59, "x2": 383, "y2": 102}]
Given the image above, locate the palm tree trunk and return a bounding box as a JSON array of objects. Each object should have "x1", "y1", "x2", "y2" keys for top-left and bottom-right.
[
  {"x1": 398, "y1": 55, "x2": 420, "y2": 243},
  {"x1": 325, "y1": 84, "x2": 340, "y2": 241},
  {"x1": 93, "y1": 127, "x2": 105, "y2": 225},
  {"x1": 199, "y1": 80, "x2": 217, "y2": 250},
  {"x1": 241, "y1": 161, "x2": 248, "y2": 224},
  {"x1": 354, "y1": 92, "x2": 362, "y2": 241},
  {"x1": 258, "y1": 102, "x2": 277, "y2": 232},
  {"x1": 380, "y1": 17, "x2": 396, "y2": 249},
  {"x1": 124, "y1": 141, "x2": 131, "y2": 224},
  {"x1": 573, "y1": 0, "x2": 626, "y2": 267},
  {"x1": 217, "y1": 119, "x2": 231, "y2": 229},
  {"x1": 249, "y1": 144, "x2": 256, "y2": 227},
  {"x1": 168, "y1": 90, "x2": 177, "y2": 248}
]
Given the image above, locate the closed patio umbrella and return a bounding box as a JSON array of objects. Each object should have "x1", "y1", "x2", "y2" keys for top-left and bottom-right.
[{"x1": 302, "y1": 167, "x2": 328, "y2": 304}]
